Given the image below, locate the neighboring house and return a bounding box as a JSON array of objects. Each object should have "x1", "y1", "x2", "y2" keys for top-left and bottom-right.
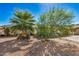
[{"x1": 73, "y1": 25, "x2": 79, "y2": 35}]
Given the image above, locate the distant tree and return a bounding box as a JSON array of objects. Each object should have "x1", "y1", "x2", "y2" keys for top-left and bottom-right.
[{"x1": 3, "y1": 26, "x2": 10, "y2": 36}]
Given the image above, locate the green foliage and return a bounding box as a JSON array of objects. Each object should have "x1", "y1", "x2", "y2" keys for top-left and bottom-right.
[
  {"x1": 36, "y1": 8, "x2": 74, "y2": 39},
  {"x1": 10, "y1": 9, "x2": 35, "y2": 35}
]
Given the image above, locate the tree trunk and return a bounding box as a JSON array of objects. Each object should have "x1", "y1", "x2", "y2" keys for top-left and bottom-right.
[{"x1": 17, "y1": 32, "x2": 30, "y2": 41}]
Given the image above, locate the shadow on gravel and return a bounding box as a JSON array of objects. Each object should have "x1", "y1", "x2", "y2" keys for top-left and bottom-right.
[
  {"x1": 25, "y1": 40, "x2": 79, "y2": 56},
  {"x1": 0, "y1": 38, "x2": 79, "y2": 56},
  {"x1": 0, "y1": 39, "x2": 33, "y2": 56}
]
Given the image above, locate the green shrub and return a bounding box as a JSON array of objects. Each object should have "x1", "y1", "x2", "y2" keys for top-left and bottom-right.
[{"x1": 36, "y1": 8, "x2": 74, "y2": 39}]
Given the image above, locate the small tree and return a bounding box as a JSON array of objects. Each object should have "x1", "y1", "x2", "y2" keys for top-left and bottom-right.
[
  {"x1": 3, "y1": 26, "x2": 10, "y2": 36},
  {"x1": 36, "y1": 8, "x2": 74, "y2": 40}
]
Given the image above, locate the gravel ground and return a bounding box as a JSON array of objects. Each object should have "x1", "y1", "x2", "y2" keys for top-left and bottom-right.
[
  {"x1": 0, "y1": 36, "x2": 79, "y2": 56},
  {"x1": 0, "y1": 37, "x2": 16, "y2": 43}
]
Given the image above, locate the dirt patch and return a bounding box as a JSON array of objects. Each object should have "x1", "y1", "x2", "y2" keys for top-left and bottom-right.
[
  {"x1": 25, "y1": 40, "x2": 79, "y2": 56},
  {"x1": 0, "y1": 37, "x2": 79, "y2": 56},
  {"x1": 0, "y1": 39, "x2": 36, "y2": 56}
]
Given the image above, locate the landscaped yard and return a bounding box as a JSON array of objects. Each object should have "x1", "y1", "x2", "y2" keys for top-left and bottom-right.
[
  {"x1": 0, "y1": 35, "x2": 79, "y2": 56},
  {"x1": 0, "y1": 3, "x2": 79, "y2": 56}
]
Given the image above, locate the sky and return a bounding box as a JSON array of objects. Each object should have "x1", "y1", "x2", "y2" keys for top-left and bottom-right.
[{"x1": 0, "y1": 3, "x2": 79, "y2": 26}]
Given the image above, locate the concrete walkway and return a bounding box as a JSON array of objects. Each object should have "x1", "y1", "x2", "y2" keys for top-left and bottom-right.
[{"x1": 64, "y1": 35, "x2": 79, "y2": 42}]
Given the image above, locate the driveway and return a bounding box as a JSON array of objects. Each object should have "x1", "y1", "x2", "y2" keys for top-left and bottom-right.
[{"x1": 63, "y1": 35, "x2": 79, "y2": 43}]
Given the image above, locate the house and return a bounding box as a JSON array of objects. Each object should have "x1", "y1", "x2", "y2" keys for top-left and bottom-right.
[{"x1": 73, "y1": 24, "x2": 79, "y2": 35}]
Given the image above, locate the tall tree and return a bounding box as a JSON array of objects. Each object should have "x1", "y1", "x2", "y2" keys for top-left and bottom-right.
[{"x1": 37, "y1": 8, "x2": 74, "y2": 39}]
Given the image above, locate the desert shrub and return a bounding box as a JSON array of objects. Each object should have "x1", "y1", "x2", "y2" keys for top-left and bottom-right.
[{"x1": 36, "y1": 8, "x2": 74, "y2": 39}]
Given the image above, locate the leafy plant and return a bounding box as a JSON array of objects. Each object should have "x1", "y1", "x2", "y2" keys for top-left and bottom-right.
[
  {"x1": 36, "y1": 8, "x2": 74, "y2": 39},
  {"x1": 3, "y1": 26, "x2": 10, "y2": 36}
]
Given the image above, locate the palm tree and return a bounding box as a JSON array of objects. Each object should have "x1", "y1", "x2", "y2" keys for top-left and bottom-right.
[{"x1": 10, "y1": 9, "x2": 35, "y2": 41}]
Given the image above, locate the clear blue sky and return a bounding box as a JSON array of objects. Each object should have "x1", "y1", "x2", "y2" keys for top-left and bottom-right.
[{"x1": 0, "y1": 3, "x2": 79, "y2": 25}]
